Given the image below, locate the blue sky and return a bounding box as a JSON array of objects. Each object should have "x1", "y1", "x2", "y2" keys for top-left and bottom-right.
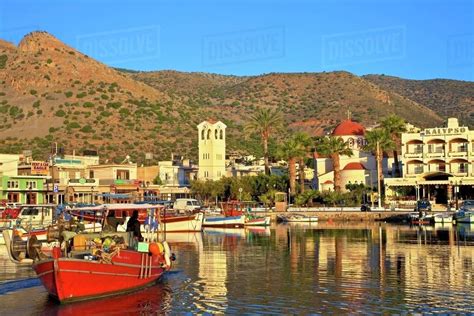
[{"x1": 0, "y1": 0, "x2": 473, "y2": 80}]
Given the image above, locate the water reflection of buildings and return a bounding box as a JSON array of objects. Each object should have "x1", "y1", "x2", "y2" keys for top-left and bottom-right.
[{"x1": 278, "y1": 223, "x2": 474, "y2": 311}]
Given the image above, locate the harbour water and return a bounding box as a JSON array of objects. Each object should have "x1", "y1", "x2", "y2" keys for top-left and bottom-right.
[{"x1": 1, "y1": 222, "x2": 474, "y2": 314}]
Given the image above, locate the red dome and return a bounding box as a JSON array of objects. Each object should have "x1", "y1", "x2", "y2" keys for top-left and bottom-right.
[
  {"x1": 332, "y1": 119, "x2": 365, "y2": 136},
  {"x1": 343, "y1": 162, "x2": 366, "y2": 170}
]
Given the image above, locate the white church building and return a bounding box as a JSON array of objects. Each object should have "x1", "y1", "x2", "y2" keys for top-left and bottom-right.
[{"x1": 197, "y1": 120, "x2": 227, "y2": 181}]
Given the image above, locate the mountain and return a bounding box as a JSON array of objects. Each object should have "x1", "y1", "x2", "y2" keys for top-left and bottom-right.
[
  {"x1": 363, "y1": 75, "x2": 474, "y2": 127},
  {"x1": 0, "y1": 31, "x2": 456, "y2": 164}
]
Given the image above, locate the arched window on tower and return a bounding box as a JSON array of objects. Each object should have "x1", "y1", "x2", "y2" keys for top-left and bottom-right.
[
  {"x1": 220, "y1": 130, "x2": 223, "y2": 140},
  {"x1": 207, "y1": 129, "x2": 211, "y2": 139},
  {"x1": 201, "y1": 129, "x2": 205, "y2": 140},
  {"x1": 215, "y1": 129, "x2": 218, "y2": 139}
]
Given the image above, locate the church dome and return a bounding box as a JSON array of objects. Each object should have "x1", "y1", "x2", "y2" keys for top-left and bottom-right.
[
  {"x1": 342, "y1": 162, "x2": 366, "y2": 170},
  {"x1": 332, "y1": 119, "x2": 365, "y2": 136}
]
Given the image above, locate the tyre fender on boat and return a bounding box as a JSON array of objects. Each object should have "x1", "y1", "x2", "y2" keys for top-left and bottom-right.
[{"x1": 162, "y1": 241, "x2": 171, "y2": 268}]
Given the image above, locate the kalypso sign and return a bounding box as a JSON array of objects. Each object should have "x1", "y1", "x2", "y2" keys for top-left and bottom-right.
[{"x1": 423, "y1": 126, "x2": 468, "y2": 136}]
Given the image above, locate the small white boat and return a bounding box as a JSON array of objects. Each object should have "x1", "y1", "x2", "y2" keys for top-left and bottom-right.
[
  {"x1": 203, "y1": 215, "x2": 246, "y2": 228},
  {"x1": 432, "y1": 213, "x2": 453, "y2": 224},
  {"x1": 245, "y1": 216, "x2": 271, "y2": 226},
  {"x1": 277, "y1": 214, "x2": 318, "y2": 223}
]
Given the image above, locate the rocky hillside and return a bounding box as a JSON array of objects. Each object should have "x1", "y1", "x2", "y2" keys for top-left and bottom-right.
[
  {"x1": 0, "y1": 31, "x2": 456, "y2": 163},
  {"x1": 364, "y1": 75, "x2": 474, "y2": 127}
]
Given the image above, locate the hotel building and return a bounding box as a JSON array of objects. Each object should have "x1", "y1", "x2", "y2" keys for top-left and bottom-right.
[{"x1": 385, "y1": 118, "x2": 474, "y2": 206}]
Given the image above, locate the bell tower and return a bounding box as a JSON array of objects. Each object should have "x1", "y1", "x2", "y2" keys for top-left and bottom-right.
[{"x1": 197, "y1": 120, "x2": 226, "y2": 180}]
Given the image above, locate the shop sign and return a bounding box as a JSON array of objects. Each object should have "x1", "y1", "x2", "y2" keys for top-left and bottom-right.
[{"x1": 31, "y1": 161, "x2": 49, "y2": 175}]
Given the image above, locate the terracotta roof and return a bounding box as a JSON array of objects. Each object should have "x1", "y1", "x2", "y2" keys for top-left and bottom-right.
[
  {"x1": 343, "y1": 162, "x2": 366, "y2": 170},
  {"x1": 332, "y1": 119, "x2": 365, "y2": 136},
  {"x1": 323, "y1": 180, "x2": 334, "y2": 184}
]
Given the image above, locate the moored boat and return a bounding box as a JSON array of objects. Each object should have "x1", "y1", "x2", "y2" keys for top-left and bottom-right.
[
  {"x1": 432, "y1": 213, "x2": 453, "y2": 224},
  {"x1": 203, "y1": 215, "x2": 246, "y2": 228},
  {"x1": 245, "y1": 216, "x2": 271, "y2": 226},
  {"x1": 277, "y1": 214, "x2": 318, "y2": 223},
  {"x1": 32, "y1": 204, "x2": 174, "y2": 303}
]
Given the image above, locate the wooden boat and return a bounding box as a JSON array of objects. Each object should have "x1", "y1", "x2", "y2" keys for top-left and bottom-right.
[
  {"x1": 245, "y1": 216, "x2": 271, "y2": 226},
  {"x1": 277, "y1": 214, "x2": 318, "y2": 223},
  {"x1": 32, "y1": 204, "x2": 174, "y2": 303},
  {"x1": 71, "y1": 204, "x2": 204, "y2": 232},
  {"x1": 219, "y1": 201, "x2": 271, "y2": 226},
  {"x1": 203, "y1": 215, "x2": 246, "y2": 228}
]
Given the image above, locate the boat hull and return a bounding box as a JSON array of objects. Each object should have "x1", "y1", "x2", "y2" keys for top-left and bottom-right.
[
  {"x1": 161, "y1": 212, "x2": 204, "y2": 232},
  {"x1": 245, "y1": 216, "x2": 271, "y2": 226},
  {"x1": 203, "y1": 215, "x2": 245, "y2": 228},
  {"x1": 33, "y1": 249, "x2": 167, "y2": 303}
]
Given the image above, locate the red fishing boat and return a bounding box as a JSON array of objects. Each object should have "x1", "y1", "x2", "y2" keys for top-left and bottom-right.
[{"x1": 32, "y1": 204, "x2": 174, "y2": 303}]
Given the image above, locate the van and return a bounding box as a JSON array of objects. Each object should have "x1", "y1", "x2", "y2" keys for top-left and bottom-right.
[
  {"x1": 173, "y1": 199, "x2": 201, "y2": 213},
  {"x1": 17, "y1": 205, "x2": 56, "y2": 227}
]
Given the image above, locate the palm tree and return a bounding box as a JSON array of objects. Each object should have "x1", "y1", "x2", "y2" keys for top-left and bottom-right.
[
  {"x1": 244, "y1": 108, "x2": 284, "y2": 175},
  {"x1": 277, "y1": 136, "x2": 307, "y2": 197},
  {"x1": 293, "y1": 132, "x2": 313, "y2": 194},
  {"x1": 364, "y1": 128, "x2": 394, "y2": 183},
  {"x1": 380, "y1": 115, "x2": 406, "y2": 177},
  {"x1": 317, "y1": 136, "x2": 353, "y2": 192}
]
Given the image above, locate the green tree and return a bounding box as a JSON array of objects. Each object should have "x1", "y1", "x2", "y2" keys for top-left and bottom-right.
[
  {"x1": 277, "y1": 135, "x2": 307, "y2": 197},
  {"x1": 380, "y1": 115, "x2": 406, "y2": 177},
  {"x1": 293, "y1": 132, "x2": 313, "y2": 194},
  {"x1": 317, "y1": 136, "x2": 353, "y2": 192},
  {"x1": 364, "y1": 128, "x2": 394, "y2": 183},
  {"x1": 244, "y1": 108, "x2": 283, "y2": 175}
]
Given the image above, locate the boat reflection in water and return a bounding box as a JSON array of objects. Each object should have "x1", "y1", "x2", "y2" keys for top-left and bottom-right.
[
  {"x1": 42, "y1": 282, "x2": 173, "y2": 315},
  {"x1": 2, "y1": 223, "x2": 474, "y2": 314}
]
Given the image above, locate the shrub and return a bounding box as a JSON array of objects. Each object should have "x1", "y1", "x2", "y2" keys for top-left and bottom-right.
[
  {"x1": 33, "y1": 100, "x2": 41, "y2": 108},
  {"x1": 46, "y1": 58, "x2": 52, "y2": 64},
  {"x1": 0, "y1": 92, "x2": 5, "y2": 96},
  {"x1": 80, "y1": 125, "x2": 94, "y2": 133},
  {"x1": 76, "y1": 92, "x2": 87, "y2": 98},
  {"x1": 106, "y1": 102, "x2": 122, "y2": 109},
  {"x1": 67, "y1": 122, "x2": 80, "y2": 129},
  {"x1": 0, "y1": 54, "x2": 7, "y2": 69},
  {"x1": 83, "y1": 102, "x2": 94, "y2": 108},
  {"x1": 44, "y1": 74, "x2": 50, "y2": 80},
  {"x1": 30, "y1": 89, "x2": 37, "y2": 96},
  {"x1": 64, "y1": 91, "x2": 73, "y2": 98},
  {"x1": 101, "y1": 94, "x2": 109, "y2": 100},
  {"x1": 55, "y1": 109, "x2": 66, "y2": 117}
]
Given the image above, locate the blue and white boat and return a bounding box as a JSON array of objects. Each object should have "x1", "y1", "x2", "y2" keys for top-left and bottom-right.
[{"x1": 203, "y1": 215, "x2": 246, "y2": 228}]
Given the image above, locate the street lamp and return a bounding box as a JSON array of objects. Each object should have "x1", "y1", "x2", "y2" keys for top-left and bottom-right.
[{"x1": 238, "y1": 187, "x2": 243, "y2": 202}]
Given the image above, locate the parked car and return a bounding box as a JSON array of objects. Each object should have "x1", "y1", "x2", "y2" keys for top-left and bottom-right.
[{"x1": 360, "y1": 204, "x2": 371, "y2": 212}]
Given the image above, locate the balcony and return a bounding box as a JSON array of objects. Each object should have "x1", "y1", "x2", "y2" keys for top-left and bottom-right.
[
  {"x1": 404, "y1": 152, "x2": 422, "y2": 158},
  {"x1": 426, "y1": 151, "x2": 445, "y2": 158},
  {"x1": 449, "y1": 151, "x2": 468, "y2": 158}
]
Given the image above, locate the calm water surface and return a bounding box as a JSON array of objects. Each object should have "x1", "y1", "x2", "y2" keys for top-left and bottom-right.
[{"x1": 1, "y1": 222, "x2": 474, "y2": 314}]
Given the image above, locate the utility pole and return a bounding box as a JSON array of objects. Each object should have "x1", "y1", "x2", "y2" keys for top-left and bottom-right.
[{"x1": 376, "y1": 141, "x2": 382, "y2": 209}]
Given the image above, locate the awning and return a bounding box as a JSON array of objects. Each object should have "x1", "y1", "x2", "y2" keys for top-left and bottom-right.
[{"x1": 96, "y1": 193, "x2": 131, "y2": 199}]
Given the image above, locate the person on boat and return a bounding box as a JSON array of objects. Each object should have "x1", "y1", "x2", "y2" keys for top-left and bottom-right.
[
  {"x1": 104, "y1": 210, "x2": 124, "y2": 232},
  {"x1": 126, "y1": 210, "x2": 143, "y2": 242}
]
